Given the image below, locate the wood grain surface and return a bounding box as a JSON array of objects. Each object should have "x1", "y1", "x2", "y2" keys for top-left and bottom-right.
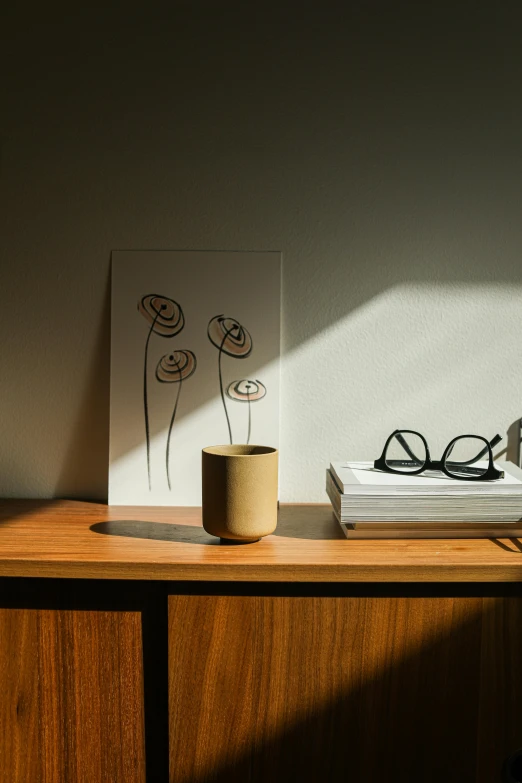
[
  {"x1": 168, "y1": 594, "x2": 484, "y2": 783},
  {"x1": 0, "y1": 608, "x2": 145, "y2": 782},
  {"x1": 1, "y1": 499, "x2": 522, "y2": 581},
  {"x1": 477, "y1": 597, "x2": 522, "y2": 782}
]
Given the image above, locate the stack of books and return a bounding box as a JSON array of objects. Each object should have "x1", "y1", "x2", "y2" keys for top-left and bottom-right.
[{"x1": 326, "y1": 461, "x2": 522, "y2": 538}]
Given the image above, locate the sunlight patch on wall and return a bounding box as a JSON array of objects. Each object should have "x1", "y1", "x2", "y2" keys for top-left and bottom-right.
[
  {"x1": 110, "y1": 283, "x2": 521, "y2": 504},
  {"x1": 280, "y1": 282, "x2": 522, "y2": 501}
]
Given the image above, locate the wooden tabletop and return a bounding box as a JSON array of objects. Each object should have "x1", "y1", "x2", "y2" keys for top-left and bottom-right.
[{"x1": 0, "y1": 499, "x2": 522, "y2": 582}]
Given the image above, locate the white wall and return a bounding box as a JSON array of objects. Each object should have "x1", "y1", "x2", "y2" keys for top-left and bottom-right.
[{"x1": 2, "y1": 2, "x2": 521, "y2": 502}]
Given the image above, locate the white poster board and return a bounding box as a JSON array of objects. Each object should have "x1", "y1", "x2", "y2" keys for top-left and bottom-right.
[{"x1": 109, "y1": 250, "x2": 281, "y2": 506}]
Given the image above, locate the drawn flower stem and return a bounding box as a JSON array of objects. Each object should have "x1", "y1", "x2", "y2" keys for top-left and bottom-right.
[
  {"x1": 156, "y1": 350, "x2": 197, "y2": 491},
  {"x1": 208, "y1": 315, "x2": 253, "y2": 445},
  {"x1": 138, "y1": 295, "x2": 185, "y2": 491},
  {"x1": 218, "y1": 332, "x2": 234, "y2": 445},
  {"x1": 246, "y1": 388, "x2": 252, "y2": 445},
  {"x1": 166, "y1": 375, "x2": 182, "y2": 491},
  {"x1": 143, "y1": 312, "x2": 160, "y2": 491},
  {"x1": 226, "y1": 379, "x2": 266, "y2": 446}
]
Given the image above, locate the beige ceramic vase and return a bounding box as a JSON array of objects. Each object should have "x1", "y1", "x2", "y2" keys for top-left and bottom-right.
[{"x1": 202, "y1": 445, "x2": 279, "y2": 543}]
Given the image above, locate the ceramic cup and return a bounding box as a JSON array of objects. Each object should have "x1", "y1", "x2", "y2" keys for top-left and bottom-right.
[{"x1": 202, "y1": 445, "x2": 279, "y2": 543}]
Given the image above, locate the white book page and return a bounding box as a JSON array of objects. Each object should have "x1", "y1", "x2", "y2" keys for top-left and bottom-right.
[{"x1": 330, "y1": 461, "x2": 522, "y2": 492}]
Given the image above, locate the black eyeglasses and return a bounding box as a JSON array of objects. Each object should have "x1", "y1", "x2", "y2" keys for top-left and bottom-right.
[{"x1": 374, "y1": 430, "x2": 504, "y2": 481}]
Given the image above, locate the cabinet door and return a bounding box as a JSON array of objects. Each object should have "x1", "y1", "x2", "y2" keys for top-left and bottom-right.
[
  {"x1": 169, "y1": 594, "x2": 483, "y2": 783},
  {"x1": 0, "y1": 609, "x2": 145, "y2": 783},
  {"x1": 478, "y1": 596, "x2": 522, "y2": 782}
]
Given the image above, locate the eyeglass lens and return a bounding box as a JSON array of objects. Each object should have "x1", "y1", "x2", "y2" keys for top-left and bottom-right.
[
  {"x1": 444, "y1": 436, "x2": 489, "y2": 478},
  {"x1": 384, "y1": 432, "x2": 427, "y2": 473}
]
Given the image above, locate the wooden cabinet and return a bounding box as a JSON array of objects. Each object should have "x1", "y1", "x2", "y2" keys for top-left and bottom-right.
[
  {"x1": 0, "y1": 608, "x2": 145, "y2": 783},
  {"x1": 2, "y1": 502, "x2": 522, "y2": 782},
  {"x1": 478, "y1": 597, "x2": 522, "y2": 783},
  {"x1": 168, "y1": 594, "x2": 485, "y2": 783},
  {"x1": 3, "y1": 589, "x2": 522, "y2": 783}
]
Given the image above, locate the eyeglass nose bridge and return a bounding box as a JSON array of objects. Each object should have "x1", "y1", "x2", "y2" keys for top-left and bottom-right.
[{"x1": 426, "y1": 459, "x2": 445, "y2": 471}]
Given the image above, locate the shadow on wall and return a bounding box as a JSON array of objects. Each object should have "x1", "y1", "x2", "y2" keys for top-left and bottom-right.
[
  {"x1": 54, "y1": 268, "x2": 111, "y2": 500},
  {"x1": 2, "y1": 2, "x2": 522, "y2": 500},
  {"x1": 495, "y1": 419, "x2": 522, "y2": 465},
  {"x1": 166, "y1": 592, "x2": 522, "y2": 783}
]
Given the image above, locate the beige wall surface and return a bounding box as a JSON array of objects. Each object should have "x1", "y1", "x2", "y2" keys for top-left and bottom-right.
[{"x1": 2, "y1": 2, "x2": 521, "y2": 502}]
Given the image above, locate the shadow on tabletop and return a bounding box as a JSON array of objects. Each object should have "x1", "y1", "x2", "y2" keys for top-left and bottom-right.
[
  {"x1": 0, "y1": 499, "x2": 75, "y2": 526},
  {"x1": 490, "y1": 537, "x2": 522, "y2": 554},
  {"x1": 90, "y1": 520, "x2": 217, "y2": 545},
  {"x1": 90, "y1": 515, "x2": 522, "y2": 549},
  {"x1": 90, "y1": 507, "x2": 345, "y2": 543}
]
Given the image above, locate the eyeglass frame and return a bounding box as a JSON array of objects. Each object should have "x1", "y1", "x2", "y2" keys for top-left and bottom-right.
[{"x1": 374, "y1": 430, "x2": 504, "y2": 481}]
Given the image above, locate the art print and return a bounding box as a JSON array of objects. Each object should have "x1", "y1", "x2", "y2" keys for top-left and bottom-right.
[{"x1": 110, "y1": 251, "x2": 281, "y2": 506}]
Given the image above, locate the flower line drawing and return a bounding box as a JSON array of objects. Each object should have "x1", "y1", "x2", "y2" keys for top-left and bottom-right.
[
  {"x1": 208, "y1": 315, "x2": 252, "y2": 444},
  {"x1": 226, "y1": 379, "x2": 267, "y2": 444},
  {"x1": 137, "y1": 303, "x2": 266, "y2": 490},
  {"x1": 156, "y1": 350, "x2": 197, "y2": 491},
  {"x1": 138, "y1": 294, "x2": 185, "y2": 490}
]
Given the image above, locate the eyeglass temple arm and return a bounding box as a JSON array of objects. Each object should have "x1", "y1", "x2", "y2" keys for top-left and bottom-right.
[
  {"x1": 446, "y1": 434, "x2": 503, "y2": 465},
  {"x1": 395, "y1": 432, "x2": 424, "y2": 463}
]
